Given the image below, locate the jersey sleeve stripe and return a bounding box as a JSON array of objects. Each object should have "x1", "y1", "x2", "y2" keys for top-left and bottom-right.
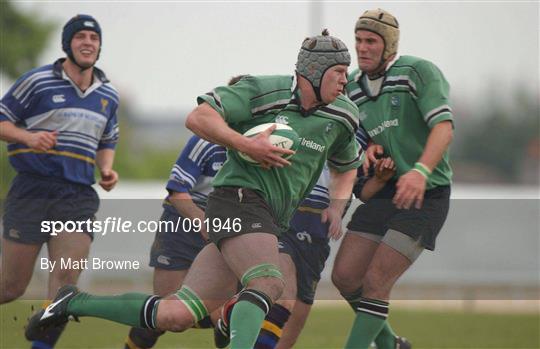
[
  {"x1": 171, "y1": 165, "x2": 196, "y2": 187},
  {"x1": 424, "y1": 105, "x2": 452, "y2": 123},
  {"x1": 13, "y1": 71, "x2": 54, "y2": 99},
  {"x1": 0, "y1": 103, "x2": 20, "y2": 122},
  {"x1": 328, "y1": 154, "x2": 360, "y2": 167},
  {"x1": 251, "y1": 99, "x2": 290, "y2": 116},
  {"x1": 197, "y1": 145, "x2": 220, "y2": 167},
  {"x1": 20, "y1": 81, "x2": 70, "y2": 104},
  {"x1": 188, "y1": 139, "x2": 210, "y2": 162}
]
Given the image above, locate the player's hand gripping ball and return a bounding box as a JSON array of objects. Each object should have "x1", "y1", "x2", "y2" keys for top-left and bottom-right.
[{"x1": 239, "y1": 123, "x2": 300, "y2": 164}]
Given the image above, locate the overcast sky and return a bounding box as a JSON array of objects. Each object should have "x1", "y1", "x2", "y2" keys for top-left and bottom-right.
[{"x1": 11, "y1": 1, "x2": 540, "y2": 117}]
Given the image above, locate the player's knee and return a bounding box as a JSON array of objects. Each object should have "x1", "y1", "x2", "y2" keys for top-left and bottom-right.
[
  {"x1": 361, "y1": 273, "x2": 390, "y2": 299},
  {"x1": 242, "y1": 263, "x2": 284, "y2": 302},
  {"x1": 331, "y1": 267, "x2": 358, "y2": 293},
  {"x1": 52, "y1": 268, "x2": 82, "y2": 286},
  {"x1": 248, "y1": 276, "x2": 284, "y2": 302},
  {"x1": 155, "y1": 297, "x2": 193, "y2": 332},
  {"x1": 0, "y1": 281, "x2": 27, "y2": 303}
]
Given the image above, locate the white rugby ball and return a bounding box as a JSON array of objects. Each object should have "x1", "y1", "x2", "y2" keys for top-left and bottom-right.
[{"x1": 238, "y1": 123, "x2": 300, "y2": 164}]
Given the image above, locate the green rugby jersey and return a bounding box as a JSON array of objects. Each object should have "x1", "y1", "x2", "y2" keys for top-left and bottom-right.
[
  {"x1": 346, "y1": 55, "x2": 453, "y2": 188},
  {"x1": 197, "y1": 75, "x2": 361, "y2": 231}
]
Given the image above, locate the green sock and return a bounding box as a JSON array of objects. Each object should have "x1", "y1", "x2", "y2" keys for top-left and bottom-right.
[
  {"x1": 342, "y1": 290, "x2": 396, "y2": 348},
  {"x1": 229, "y1": 300, "x2": 266, "y2": 349},
  {"x1": 374, "y1": 321, "x2": 397, "y2": 349},
  {"x1": 67, "y1": 292, "x2": 158, "y2": 328},
  {"x1": 344, "y1": 298, "x2": 389, "y2": 349}
]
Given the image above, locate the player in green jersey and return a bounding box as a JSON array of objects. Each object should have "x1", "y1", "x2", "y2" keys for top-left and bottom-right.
[
  {"x1": 332, "y1": 9, "x2": 454, "y2": 349},
  {"x1": 26, "y1": 30, "x2": 361, "y2": 349}
]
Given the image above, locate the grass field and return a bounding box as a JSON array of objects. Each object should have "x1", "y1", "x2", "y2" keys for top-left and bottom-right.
[{"x1": 1, "y1": 301, "x2": 538, "y2": 349}]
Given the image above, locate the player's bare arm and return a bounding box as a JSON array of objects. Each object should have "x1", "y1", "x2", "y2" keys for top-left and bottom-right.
[
  {"x1": 322, "y1": 168, "x2": 357, "y2": 240},
  {"x1": 394, "y1": 121, "x2": 453, "y2": 209},
  {"x1": 168, "y1": 191, "x2": 208, "y2": 240},
  {"x1": 360, "y1": 157, "x2": 396, "y2": 202},
  {"x1": 186, "y1": 103, "x2": 294, "y2": 168},
  {"x1": 96, "y1": 148, "x2": 118, "y2": 191},
  {"x1": 0, "y1": 120, "x2": 58, "y2": 152},
  {"x1": 362, "y1": 142, "x2": 384, "y2": 176}
]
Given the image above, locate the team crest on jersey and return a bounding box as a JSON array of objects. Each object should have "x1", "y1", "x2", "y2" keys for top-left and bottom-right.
[
  {"x1": 100, "y1": 98, "x2": 109, "y2": 113},
  {"x1": 275, "y1": 115, "x2": 289, "y2": 125},
  {"x1": 391, "y1": 96, "x2": 400, "y2": 108},
  {"x1": 359, "y1": 111, "x2": 368, "y2": 121},
  {"x1": 325, "y1": 122, "x2": 334, "y2": 133}
]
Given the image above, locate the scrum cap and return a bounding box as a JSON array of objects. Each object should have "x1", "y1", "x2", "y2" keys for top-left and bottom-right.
[
  {"x1": 296, "y1": 29, "x2": 351, "y2": 101},
  {"x1": 355, "y1": 8, "x2": 399, "y2": 62}
]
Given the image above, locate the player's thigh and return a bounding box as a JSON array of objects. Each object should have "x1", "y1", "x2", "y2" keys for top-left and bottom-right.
[
  {"x1": 221, "y1": 233, "x2": 282, "y2": 286},
  {"x1": 47, "y1": 231, "x2": 91, "y2": 293},
  {"x1": 362, "y1": 241, "x2": 412, "y2": 299},
  {"x1": 332, "y1": 232, "x2": 379, "y2": 287},
  {"x1": 276, "y1": 301, "x2": 312, "y2": 349},
  {"x1": 181, "y1": 243, "x2": 238, "y2": 313},
  {"x1": 153, "y1": 268, "x2": 188, "y2": 296},
  {"x1": 0, "y1": 237, "x2": 42, "y2": 303},
  {"x1": 277, "y1": 252, "x2": 297, "y2": 308}
]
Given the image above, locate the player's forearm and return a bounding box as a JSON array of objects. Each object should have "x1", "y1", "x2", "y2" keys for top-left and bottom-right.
[
  {"x1": 328, "y1": 168, "x2": 357, "y2": 214},
  {"x1": 168, "y1": 192, "x2": 205, "y2": 222},
  {"x1": 96, "y1": 149, "x2": 115, "y2": 171},
  {"x1": 359, "y1": 177, "x2": 387, "y2": 202},
  {"x1": 417, "y1": 121, "x2": 453, "y2": 171},
  {"x1": 0, "y1": 121, "x2": 31, "y2": 145},
  {"x1": 185, "y1": 103, "x2": 249, "y2": 152}
]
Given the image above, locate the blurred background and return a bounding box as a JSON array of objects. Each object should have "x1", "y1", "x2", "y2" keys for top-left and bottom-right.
[{"x1": 0, "y1": 0, "x2": 539, "y2": 332}]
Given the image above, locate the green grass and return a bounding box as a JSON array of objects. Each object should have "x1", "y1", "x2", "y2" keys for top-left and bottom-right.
[{"x1": 1, "y1": 301, "x2": 538, "y2": 348}]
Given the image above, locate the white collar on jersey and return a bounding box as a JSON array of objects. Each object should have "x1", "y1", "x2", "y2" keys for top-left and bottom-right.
[
  {"x1": 62, "y1": 70, "x2": 103, "y2": 98},
  {"x1": 354, "y1": 54, "x2": 401, "y2": 81}
]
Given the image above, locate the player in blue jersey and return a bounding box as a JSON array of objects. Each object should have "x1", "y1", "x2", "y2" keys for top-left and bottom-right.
[{"x1": 0, "y1": 14, "x2": 119, "y2": 349}]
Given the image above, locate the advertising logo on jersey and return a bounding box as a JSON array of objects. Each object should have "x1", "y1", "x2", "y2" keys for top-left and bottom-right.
[
  {"x1": 367, "y1": 119, "x2": 399, "y2": 138},
  {"x1": 299, "y1": 137, "x2": 326, "y2": 153}
]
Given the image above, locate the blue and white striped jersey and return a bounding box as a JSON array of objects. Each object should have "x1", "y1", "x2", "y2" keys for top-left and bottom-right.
[
  {"x1": 164, "y1": 135, "x2": 227, "y2": 211},
  {"x1": 0, "y1": 59, "x2": 119, "y2": 185},
  {"x1": 289, "y1": 165, "x2": 331, "y2": 240}
]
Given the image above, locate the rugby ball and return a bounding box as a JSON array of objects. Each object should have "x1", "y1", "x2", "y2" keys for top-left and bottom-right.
[{"x1": 239, "y1": 123, "x2": 300, "y2": 164}]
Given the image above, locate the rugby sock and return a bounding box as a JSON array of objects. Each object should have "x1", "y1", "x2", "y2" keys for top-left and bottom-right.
[
  {"x1": 254, "y1": 303, "x2": 291, "y2": 349},
  {"x1": 193, "y1": 315, "x2": 214, "y2": 329},
  {"x1": 374, "y1": 321, "x2": 398, "y2": 349},
  {"x1": 230, "y1": 289, "x2": 272, "y2": 349},
  {"x1": 344, "y1": 298, "x2": 389, "y2": 349},
  {"x1": 67, "y1": 292, "x2": 160, "y2": 329},
  {"x1": 342, "y1": 289, "x2": 396, "y2": 349},
  {"x1": 30, "y1": 323, "x2": 66, "y2": 349},
  {"x1": 124, "y1": 328, "x2": 164, "y2": 349}
]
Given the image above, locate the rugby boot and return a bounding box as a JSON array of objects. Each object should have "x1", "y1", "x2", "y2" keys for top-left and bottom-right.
[
  {"x1": 213, "y1": 294, "x2": 239, "y2": 348},
  {"x1": 25, "y1": 285, "x2": 79, "y2": 340}
]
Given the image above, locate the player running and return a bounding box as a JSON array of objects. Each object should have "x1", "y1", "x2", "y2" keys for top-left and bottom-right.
[
  {"x1": 0, "y1": 14, "x2": 119, "y2": 349},
  {"x1": 332, "y1": 9, "x2": 454, "y2": 349},
  {"x1": 26, "y1": 30, "x2": 361, "y2": 349}
]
